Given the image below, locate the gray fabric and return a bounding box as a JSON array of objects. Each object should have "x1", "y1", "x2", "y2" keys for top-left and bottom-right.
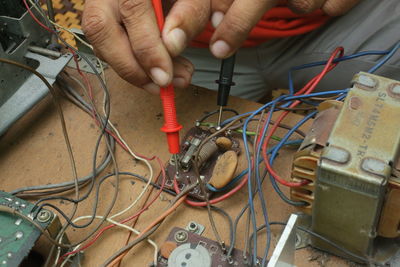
[{"x1": 183, "y1": 0, "x2": 400, "y2": 101}]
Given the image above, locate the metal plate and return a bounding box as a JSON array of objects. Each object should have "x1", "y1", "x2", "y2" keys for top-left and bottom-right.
[{"x1": 0, "y1": 52, "x2": 72, "y2": 136}]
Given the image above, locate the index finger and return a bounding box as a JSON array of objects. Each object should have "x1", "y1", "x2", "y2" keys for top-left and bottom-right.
[{"x1": 210, "y1": 0, "x2": 278, "y2": 59}]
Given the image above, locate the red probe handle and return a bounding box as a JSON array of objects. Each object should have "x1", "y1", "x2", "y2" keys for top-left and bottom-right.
[{"x1": 152, "y1": 0, "x2": 182, "y2": 154}]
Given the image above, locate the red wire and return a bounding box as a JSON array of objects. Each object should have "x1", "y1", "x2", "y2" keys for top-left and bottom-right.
[
  {"x1": 261, "y1": 47, "x2": 344, "y2": 188},
  {"x1": 59, "y1": 49, "x2": 165, "y2": 264},
  {"x1": 173, "y1": 174, "x2": 248, "y2": 207},
  {"x1": 172, "y1": 159, "x2": 255, "y2": 207},
  {"x1": 23, "y1": 0, "x2": 165, "y2": 259},
  {"x1": 59, "y1": 157, "x2": 167, "y2": 262},
  {"x1": 22, "y1": 0, "x2": 54, "y2": 32}
]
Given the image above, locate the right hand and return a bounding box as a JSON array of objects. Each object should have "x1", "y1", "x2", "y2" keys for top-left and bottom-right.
[{"x1": 82, "y1": 0, "x2": 211, "y2": 93}]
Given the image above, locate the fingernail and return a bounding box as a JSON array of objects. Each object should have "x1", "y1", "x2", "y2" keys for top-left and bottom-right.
[
  {"x1": 211, "y1": 40, "x2": 230, "y2": 58},
  {"x1": 172, "y1": 77, "x2": 187, "y2": 89},
  {"x1": 150, "y1": 67, "x2": 170, "y2": 86},
  {"x1": 211, "y1": 11, "x2": 224, "y2": 28},
  {"x1": 142, "y1": 82, "x2": 160, "y2": 94},
  {"x1": 165, "y1": 28, "x2": 187, "y2": 55}
]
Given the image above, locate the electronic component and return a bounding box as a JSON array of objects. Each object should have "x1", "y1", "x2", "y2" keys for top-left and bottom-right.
[
  {"x1": 157, "y1": 227, "x2": 258, "y2": 267},
  {"x1": 157, "y1": 127, "x2": 241, "y2": 200},
  {"x1": 0, "y1": 191, "x2": 65, "y2": 266},
  {"x1": 290, "y1": 72, "x2": 400, "y2": 264},
  {"x1": 209, "y1": 151, "x2": 238, "y2": 189}
]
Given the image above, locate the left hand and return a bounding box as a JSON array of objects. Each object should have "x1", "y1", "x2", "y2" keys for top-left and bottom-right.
[{"x1": 209, "y1": 0, "x2": 361, "y2": 59}]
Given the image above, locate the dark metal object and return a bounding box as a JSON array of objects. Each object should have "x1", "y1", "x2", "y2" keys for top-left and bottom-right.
[{"x1": 0, "y1": 3, "x2": 72, "y2": 135}]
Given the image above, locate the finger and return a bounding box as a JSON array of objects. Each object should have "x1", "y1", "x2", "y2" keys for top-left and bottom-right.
[
  {"x1": 143, "y1": 57, "x2": 194, "y2": 94},
  {"x1": 211, "y1": 0, "x2": 233, "y2": 28},
  {"x1": 210, "y1": 0, "x2": 278, "y2": 59},
  {"x1": 162, "y1": 0, "x2": 211, "y2": 57},
  {"x1": 82, "y1": 0, "x2": 149, "y2": 86},
  {"x1": 322, "y1": 0, "x2": 360, "y2": 16},
  {"x1": 287, "y1": 0, "x2": 326, "y2": 14},
  {"x1": 119, "y1": 0, "x2": 173, "y2": 87},
  {"x1": 172, "y1": 56, "x2": 194, "y2": 89}
]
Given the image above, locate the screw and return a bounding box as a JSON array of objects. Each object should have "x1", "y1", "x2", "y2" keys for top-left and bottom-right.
[
  {"x1": 37, "y1": 210, "x2": 52, "y2": 223},
  {"x1": 188, "y1": 222, "x2": 198, "y2": 232},
  {"x1": 388, "y1": 83, "x2": 400, "y2": 99},
  {"x1": 322, "y1": 146, "x2": 350, "y2": 164},
  {"x1": 174, "y1": 230, "x2": 188, "y2": 243},
  {"x1": 355, "y1": 74, "x2": 377, "y2": 90}
]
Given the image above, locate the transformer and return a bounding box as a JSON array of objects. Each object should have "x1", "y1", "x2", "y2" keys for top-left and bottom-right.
[{"x1": 291, "y1": 72, "x2": 400, "y2": 264}]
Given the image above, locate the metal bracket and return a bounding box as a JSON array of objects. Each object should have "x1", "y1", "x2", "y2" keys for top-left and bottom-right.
[
  {"x1": 0, "y1": 52, "x2": 72, "y2": 135},
  {"x1": 185, "y1": 221, "x2": 205, "y2": 235},
  {"x1": 66, "y1": 28, "x2": 108, "y2": 74}
]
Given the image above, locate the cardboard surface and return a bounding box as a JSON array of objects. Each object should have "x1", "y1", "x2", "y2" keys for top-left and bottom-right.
[{"x1": 0, "y1": 69, "x2": 349, "y2": 266}]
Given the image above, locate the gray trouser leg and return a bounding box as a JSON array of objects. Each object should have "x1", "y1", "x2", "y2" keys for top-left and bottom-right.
[{"x1": 183, "y1": 0, "x2": 400, "y2": 101}]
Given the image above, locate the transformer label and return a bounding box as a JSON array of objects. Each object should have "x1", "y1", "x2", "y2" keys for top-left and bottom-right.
[
  {"x1": 356, "y1": 92, "x2": 387, "y2": 159},
  {"x1": 319, "y1": 169, "x2": 380, "y2": 197}
]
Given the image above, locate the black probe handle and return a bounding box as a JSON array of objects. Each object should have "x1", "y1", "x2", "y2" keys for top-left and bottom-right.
[{"x1": 217, "y1": 54, "x2": 236, "y2": 107}]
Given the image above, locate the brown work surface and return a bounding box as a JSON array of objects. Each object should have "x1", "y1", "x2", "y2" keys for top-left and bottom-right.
[{"x1": 0, "y1": 69, "x2": 351, "y2": 266}]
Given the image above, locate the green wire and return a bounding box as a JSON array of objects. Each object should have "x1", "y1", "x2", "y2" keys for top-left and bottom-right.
[{"x1": 199, "y1": 123, "x2": 299, "y2": 147}]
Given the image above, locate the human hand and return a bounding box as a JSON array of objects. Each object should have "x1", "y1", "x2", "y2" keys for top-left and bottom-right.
[
  {"x1": 82, "y1": 0, "x2": 210, "y2": 93},
  {"x1": 210, "y1": 0, "x2": 361, "y2": 58}
]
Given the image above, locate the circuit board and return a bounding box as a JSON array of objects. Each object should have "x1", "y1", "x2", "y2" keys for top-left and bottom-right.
[
  {"x1": 0, "y1": 191, "x2": 52, "y2": 266},
  {"x1": 157, "y1": 127, "x2": 241, "y2": 200},
  {"x1": 157, "y1": 227, "x2": 258, "y2": 267}
]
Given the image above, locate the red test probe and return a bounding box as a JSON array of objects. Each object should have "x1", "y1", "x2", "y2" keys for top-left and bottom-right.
[{"x1": 152, "y1": 0, "x2": 182, "y2": 155}]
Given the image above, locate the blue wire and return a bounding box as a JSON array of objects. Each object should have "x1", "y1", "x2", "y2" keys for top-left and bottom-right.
[
  {"x1": 242, "y1": 101, "x2": 275, "y2": 263},
  {"x1": 288, "y1": 49, "x2": 394, "y2": 94},
  {"x1": 254, "y1": 102, "x2": 277, "y2": 266},
  {"x1": 206, "y1": 171, "x2": 246, "y2": 192},
  {"x1": 206, "y1": 139, "x2": 304, "y2": 193},
  {"x1": 368, "y1": 41, "x2": 400, "y2": 73},
  {"x1": 220, "y1": 44, "x2": 400, "y2": 263}
]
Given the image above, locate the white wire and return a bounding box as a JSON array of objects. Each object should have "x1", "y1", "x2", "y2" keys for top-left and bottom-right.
[
  {"x1": 28, "y1": 0, "x2": 93, "y2": 49},
  {"x1": 59, "y1": 216, "x2": 158, "y2": 267},
  {"x1": 67, "y1": 71, "x2": 155, "y2": 220},
  {"x1": 28, "y1": 2, "x2": 159, "y2": 263}
]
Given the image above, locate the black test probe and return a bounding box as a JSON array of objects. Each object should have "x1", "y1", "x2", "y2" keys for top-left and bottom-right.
[{"x1": 216, "y1": 54, "x2": 236, "y2": 127}]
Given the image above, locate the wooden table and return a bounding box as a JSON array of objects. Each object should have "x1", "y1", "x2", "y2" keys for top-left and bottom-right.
[{"x1": 0, "y1": 69, "x2": 348, "y2": 266}]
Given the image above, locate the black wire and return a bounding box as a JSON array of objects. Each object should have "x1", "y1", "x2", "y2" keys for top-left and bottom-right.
[
  {"x1": 269, "y1": 173, "x2": 308, "y2": 207},
  {"x1": 227, "y1": 169, "x2": 268, "y2": 260}
]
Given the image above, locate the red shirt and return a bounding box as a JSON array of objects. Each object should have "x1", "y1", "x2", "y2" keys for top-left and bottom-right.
[{"x1": 191, "y1": 6, "x2": 330, "y2": 48}]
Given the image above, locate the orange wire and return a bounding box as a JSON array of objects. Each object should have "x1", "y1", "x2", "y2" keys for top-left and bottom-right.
[{"x1": 107, "y1": 196, "x2": 187, "y2": 266}]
